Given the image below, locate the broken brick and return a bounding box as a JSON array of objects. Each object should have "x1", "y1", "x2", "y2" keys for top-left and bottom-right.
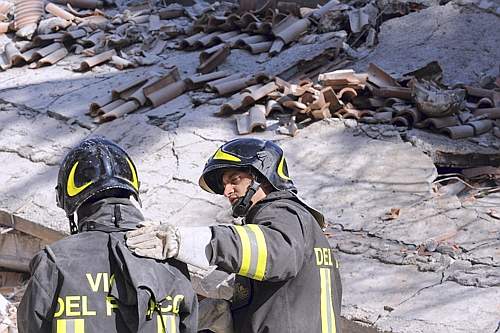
[{"x1": 318, "y1": 69, "x2": 368, "y2": 90}]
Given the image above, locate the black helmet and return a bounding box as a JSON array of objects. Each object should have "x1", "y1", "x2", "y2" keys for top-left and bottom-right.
[
  {"x1": 56, "y1": 137, "x2": 140, "y2": 219},
  {"x1": 199, "y1": 138, "x2": 296, "y2": 195}
]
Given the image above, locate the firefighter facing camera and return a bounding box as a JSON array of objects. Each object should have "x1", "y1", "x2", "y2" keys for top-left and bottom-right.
[
  {"x1": 18, "y1": 137, "x2": 198, "y2": 333},
  {"x1": 127, "y1": 138, "x2": 343, "y2": 333}
]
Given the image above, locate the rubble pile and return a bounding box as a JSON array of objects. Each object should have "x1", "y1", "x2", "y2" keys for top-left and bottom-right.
[
  {"x1": 215, "y1": 61, "x2": 500, "y2": 139},
  {"x1": 88, "y1": 67, "x2": 270, "y2": 122},
  {"x1": 0, "y1": 0, "x2": 195, "y2": 71},
  {"x1": 179, "y1": 0, "x2": 344, "y2": 61},
  {"x1": 435, "y1": 166, "x2": 500, "y2": 202},
  {"x1": 0, "y1": 289, "x2": 22, "y2": 333},
  {"x1": 179, "y1": 0, "x2": 434, "y2": 71},
  {"x1": 0, "y1": 0, "x2": 435, "y2": 73}
]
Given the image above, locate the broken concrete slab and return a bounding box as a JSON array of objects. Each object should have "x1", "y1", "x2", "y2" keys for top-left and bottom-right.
[
  {"x1": 370, "y1": 195, "x2": 473, "y2": 245},
  {"x1": 355, "y1": 3, "x2": 500, "y2": 85},
  {"x1": 281, "y1": 119, "x2": 437, "y2": 231},
  {"x1": 0, "y1": 105, "x2": 89, "y2": 165},
  {"x1": 0, "y1": 151, "x2": 67, "y2": 232},
  {"x1": 405, "y1": 128, "x2": 500, "y2": 167}
]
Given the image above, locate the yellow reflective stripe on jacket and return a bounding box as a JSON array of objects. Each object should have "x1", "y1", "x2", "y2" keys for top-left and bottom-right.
[
  {"x1": 234, "y1": 225, "x2": 252, "y2": 276},
  {"x1": 233, "y1": 225, "x2": 268, "y2": 281},
  {"x1": 320, "y1": 268, "x2": 336, "y2": 333},
  {"x1": 54, "y1": 319, "x2": 85, "y2": 333},
  {"x1": 246, "y1": 224, "x2": 267, "y2": 281},
  {"x1": 157, "y1": 314, "x2": 177, "y2": 333}
]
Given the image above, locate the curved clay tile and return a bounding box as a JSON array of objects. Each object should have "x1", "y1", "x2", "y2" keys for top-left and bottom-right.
[
  {"x1": 440, "y1": 125, "x2": 474, "y2": 139},
  {"x1": 14, "y1": 0, "x2": 43, "y2": 30}
]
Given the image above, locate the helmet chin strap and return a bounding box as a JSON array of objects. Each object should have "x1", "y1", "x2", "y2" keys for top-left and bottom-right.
[
  {"x1": 69, "y1": 214, "x2": 79, "y2": 235},
  {"x1": 232, "y1": 179, "x2": 261, "y2": 218}
]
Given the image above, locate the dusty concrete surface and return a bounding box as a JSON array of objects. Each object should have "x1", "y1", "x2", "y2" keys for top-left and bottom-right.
[
  {"x1": 1, "y1": 1, "x2": 500, "y2": 332},
  {"x1": 355, "y1": 2, "x2": 500, "y2": 85}
]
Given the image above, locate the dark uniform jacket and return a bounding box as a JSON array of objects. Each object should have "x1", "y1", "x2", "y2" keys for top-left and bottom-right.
[
  {"x1": 18, "y1": 198, "x2": 197, "y2": 333},
  {"x1": 210, "y1": 191, "x2": 342, "y2": 333}
]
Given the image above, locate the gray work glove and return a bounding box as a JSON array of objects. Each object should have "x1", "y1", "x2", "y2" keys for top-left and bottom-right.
[{"x1": 126, "y1": 224, "x2": 179, "y2": 260}]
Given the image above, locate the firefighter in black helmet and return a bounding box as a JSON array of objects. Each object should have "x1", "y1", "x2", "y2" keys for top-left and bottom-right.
[
  {"x1": 18, "y1": 137, "x2": 198, "y2": 333},
  {"x1": 127, "y1": 138, "x2": 342, "y2": 333}
]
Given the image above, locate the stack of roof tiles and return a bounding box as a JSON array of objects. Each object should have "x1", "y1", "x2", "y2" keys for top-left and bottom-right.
[
  {"x1": 0, "y1": 2, "x2": 189, "y2": 71},
  {"x1": 0, "y1": 0, "x2": 404, "y2": 74},
  {"x1": 87, "y1": 67, "x2": 272, "y2": 123},
  {"x1": 217, "y1": 62, "x2": 500, "y2": 139}
]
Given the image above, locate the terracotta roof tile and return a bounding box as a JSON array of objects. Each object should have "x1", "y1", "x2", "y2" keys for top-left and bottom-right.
[
  {"x1": 97, "y1": 100, "x2": 139, "y2": 123},
  {"x1": 96, "y1": 98, "x2": 125, "y2": 116},
  {"x1": 14, "y1": 0, "x2": 44, "y2": 30},
  {"x1": 441, "y1": 125, "x2": 475, "y2": 139},
  {"x1": 236, "y1": 104, "x2": 266, "y2": 134},
  {"x1": 146, "y1": 80, "x2": 186, "y2": 107},
  {"x1": 88, "y1": 94, "x2": 114, "y2": 116},
  {"x1": 158, "y1": 4, "x2": 184, "y2": 20},
  {"x1": 31, "y1": 46, "x2": 67, "y2": 68},
  {"x1": 367, "y1": 63, "x2": 400, "y2": 88},
  {"x1": 75, "y1": 48, "x2": 115, "y2": 71},
  {"x1": 209, "y1": 74, "x2": 253, "y2": 96},
  {"x1": 472, "y1": 108, "x2": 500, "y2": 119},
  {"x1": 45, "y1": 3, "x2": 75, "y2": 21},
  {"x1": 468, "y1": 119, "x2": 493, "y2": 136},
  {"x1": 415, "y1": 116, "x2": 460, "y2": 130},
  {"x1": 265, "y1": 99, "x2": 284, "y2": 116},
  {"x1": 184, "y1": 70, "x2": 231, "y2": 90},
  {"x1": 198, "y1": 44, "x2": 230, "y2": 74},
  {"x1": 111, "y1": 76, "x2": 149, "y2": 99},
  {"x1": 0, "y1": 1, "x2": 11, "y2": 15},
  {"x1": 0, "y1": 43, "x2": 20, "y2": 70},
  {"x1": 274, "y1": 17, "x2": 310, "y2": 45}
]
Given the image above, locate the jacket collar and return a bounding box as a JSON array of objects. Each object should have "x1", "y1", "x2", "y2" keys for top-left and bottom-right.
[
  {"x1": 246, "y1": 190, "x2": 326, "y2": 228},
  {"x1": 77, "y1": 197, "x2": 144, "y2": 232}
]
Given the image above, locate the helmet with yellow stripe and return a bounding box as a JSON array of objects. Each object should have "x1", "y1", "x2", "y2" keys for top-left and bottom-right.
[
  {"x1": 199, "y1": 138, "x2": 296, "y2": 195},
  {"x1": 56, "y1": 138, "x2": 140, "y2": 233}
]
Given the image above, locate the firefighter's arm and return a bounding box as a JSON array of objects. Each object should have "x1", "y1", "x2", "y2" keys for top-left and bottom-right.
[
  {"x1": 210, "y1": 204, "x2": 305, "y2": 282},
  {"x1": 17, "y1": 252, "x2": 59, "y2": 332}
]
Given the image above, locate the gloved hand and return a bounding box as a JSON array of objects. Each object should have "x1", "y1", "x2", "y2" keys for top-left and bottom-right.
[{"x1": 126, "y1": 224, "x2": 179, "y2": 260}]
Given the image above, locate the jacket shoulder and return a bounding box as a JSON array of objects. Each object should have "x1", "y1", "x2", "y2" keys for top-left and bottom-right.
[{"x1": 256, "y1": 196, "x2": 312, "y2": 218}]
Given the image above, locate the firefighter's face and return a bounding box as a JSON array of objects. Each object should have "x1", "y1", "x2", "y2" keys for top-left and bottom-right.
[
  {"x1": 222, "y1": 169, "x2": 266, "y2": 205},
  {"x1": 222, "y1": 170, "x2": 253, "y2": 206}
]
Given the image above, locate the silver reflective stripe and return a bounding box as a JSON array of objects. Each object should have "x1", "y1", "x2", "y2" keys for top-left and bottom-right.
[
  {"x1": 158, "y1": 314, "x2": 177, "y2": 333},
  {"x1": 233, "y1": 225, "x2": 268, "y2": 281},
  {"x1": 54, "y1": 318, "x2": 85, "y2": 333},
  {"x1": 67, "y1": 319, "x2": 75, "y2": 333},
  {"x1": 245, "y1": 227, "x2": 260, "y2": 279}
]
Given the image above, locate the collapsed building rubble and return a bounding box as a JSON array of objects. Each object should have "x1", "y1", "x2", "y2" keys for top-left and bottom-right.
[
  {"x1": 213, "y1": 61, "x2": 500, "y2": 139},
  {"x1": 87, "y1": 67, "x2": 257, "y2": 122},
  {"x1": 0, "y1": 1, "x2": 191, "y2": 70},
  {"x1": 2, "y1": 0, "x2": 497, "y2": 143},
  {"x1": 0, "y1": 0, "x2": 435, "y2": 73},
  {"x1": 0, "y1": 293, "x2": 18, "y2": 333}
]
